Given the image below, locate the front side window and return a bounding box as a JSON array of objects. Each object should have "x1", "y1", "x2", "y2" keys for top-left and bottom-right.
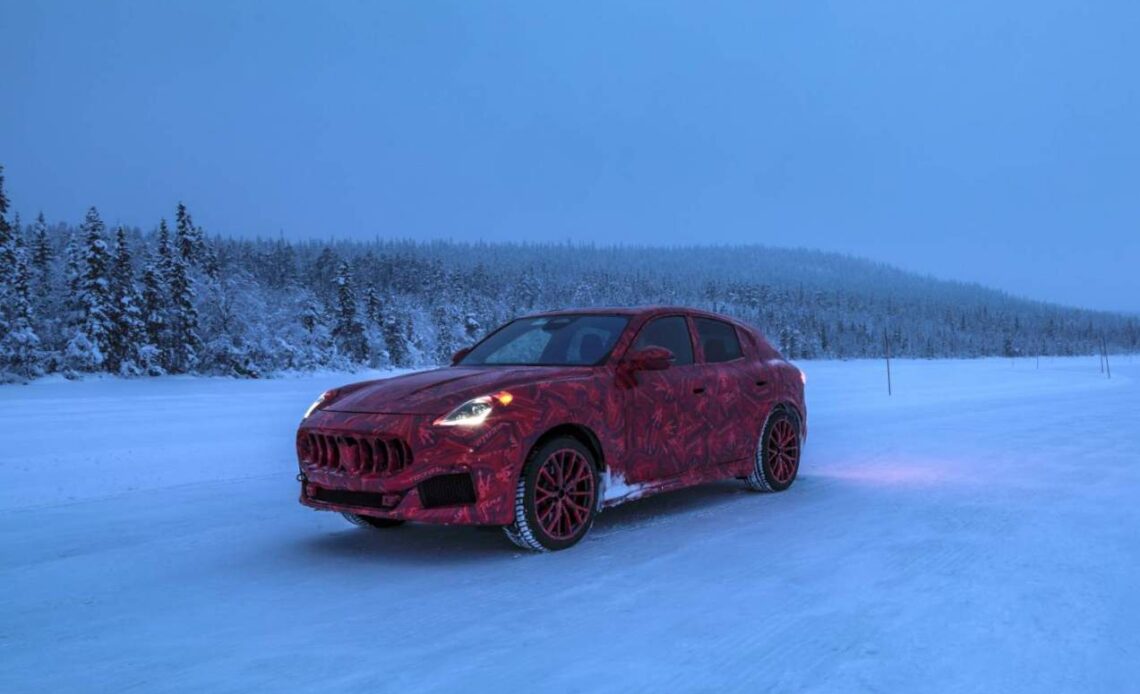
[
  {"x1": 694, "y1": 318, "x2": 742, "y2": 363},
  {"x1": 633, "y1": 316, "x2": 694, "y2": 365},
  {"x1": 460, "y1": 314, "x2": 629, "y2": 366}
]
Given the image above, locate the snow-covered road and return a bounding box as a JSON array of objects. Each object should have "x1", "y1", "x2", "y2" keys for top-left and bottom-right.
[{"x1": 2, "y1": 357, "x2": 1138, "y2": 692}]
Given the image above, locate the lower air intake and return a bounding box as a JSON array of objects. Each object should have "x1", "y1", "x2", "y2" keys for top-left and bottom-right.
[{"x1": 418, "y1": 473, "x2": 477, "y2": 509}]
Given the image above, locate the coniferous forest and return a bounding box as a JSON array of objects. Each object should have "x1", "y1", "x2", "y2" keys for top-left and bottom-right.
[{"x1": 0, "y1": 167, "x2": 1136, "y2": 382}]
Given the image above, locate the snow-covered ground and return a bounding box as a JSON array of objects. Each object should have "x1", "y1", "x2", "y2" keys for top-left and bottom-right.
[{"x1": 1, "y1": 356, "x2": 1138, "y2": 692}]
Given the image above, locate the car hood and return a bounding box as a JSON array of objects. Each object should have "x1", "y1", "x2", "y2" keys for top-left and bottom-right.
[{"x1": 323, "y1": 366, "x2": 591, "y2": 415}]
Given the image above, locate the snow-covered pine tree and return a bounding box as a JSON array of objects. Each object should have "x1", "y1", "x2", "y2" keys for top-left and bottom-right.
[
  {"x1": 268, "y1": 238, "x2": 297, "y2": 289},
  {"x1": 299, "y1": 295, "x2": 320, "y2": 335},
  {"x1": 0, "y1": 174, "x2": 44, "y2": 381},
  {"x1": 0, "y1": 250, "x2": 43, "y2": 381},
  {"x1": 512, "y1": 268, "x2": 541, "y2": 311},
  {"x1": 175, "y1": 202, "x2": 205, "y2": 265},
  {"x1": 200, "y1": 237, "x2": 220, "y2": 281},
  {"x1": 312, "y1": 247, "x2": 340, "y2": 303},
  {"x1": 463, "y1": 306, "x2": 481, "y2": 345},
  {"x1": 362, "y1": 285, "x2": 390, "y2": 366},
  {"x1": 30, "y1": 213, "x2": 53, "y2": 297},
  {"x1": 62, "y1": 228, "x2": 83, "y2": 324},
  {"x1": 383, "y1": 301, "x2": 410, "y2": 368},
  {"x1": 778, "y1": 324, "x2": 802, "y2": 360},
  {"x1": 296, "y1": 291, "x2": 334, "y2": 370},
  {"x1": 199, "y1": 271, "x2": 266, "y2": 377},
  {"x1": 65, "y1": 207, "x2": 113, "y2": 373},
  {"x1": 151, "y1": 219, "x2": 177, "y2": 370},
  {"x1": 172, "y1": 207, "x2": 211, "y2": 366},
  {"x1": 156, "y1": 219, "x2": 176, "y2": 287},
  {"x1": 106, "y1": 226, "x2": 145, "y2": 375},
  {"x1": 407, "y1": 308, "x2": 430, "y2": 364},
  {"x1": 431, "y1": 300, "x2": 460, "y2": 364},
  {"x1": 166, "y1": 243, "x2": 201, "y2": 373},
  {"x1": 332, "y1": 260, "x2": 367, "y2": 363},
  {"x1": 0, "y1": 165, "x2": 13, "y2": 339},
  {"x1": 138, "y1": 254, "x2": 167, "y2": 375}
]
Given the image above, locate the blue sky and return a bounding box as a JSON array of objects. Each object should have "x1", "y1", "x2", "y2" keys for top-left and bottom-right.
[{"x1": 2, "y1": 1, "x2": 1138, "y2": 313}]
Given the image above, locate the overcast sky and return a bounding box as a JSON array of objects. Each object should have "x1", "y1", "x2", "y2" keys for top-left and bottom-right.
[{"x1": 2, "y1": 1, "x2": 1138, "y2": 313}]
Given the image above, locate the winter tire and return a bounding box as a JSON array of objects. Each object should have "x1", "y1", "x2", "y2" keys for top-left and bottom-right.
[
  {"x1": 745, "y1": 409, "x2": 801, "y2": 493},
  {"x1": 503, "y1": 437, "x2": 599, "y2": 552}
]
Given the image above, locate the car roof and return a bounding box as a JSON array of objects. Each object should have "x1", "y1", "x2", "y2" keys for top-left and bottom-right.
[{"x1": 520, "y1": 305, "x2": 749, "y2": 326}]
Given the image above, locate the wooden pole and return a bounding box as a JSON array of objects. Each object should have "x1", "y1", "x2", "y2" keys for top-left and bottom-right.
[
  {"x1": 1103, "y1": 336, "x2": 1112, "y2": 380},
  {"x1": 884, "y1": 331, "x2": 893, "y2": 396}
]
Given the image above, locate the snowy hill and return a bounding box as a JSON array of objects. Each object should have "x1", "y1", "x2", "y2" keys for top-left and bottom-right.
[{"x1": 1, "y1": 184, "x2": 1137, "y2": 382}]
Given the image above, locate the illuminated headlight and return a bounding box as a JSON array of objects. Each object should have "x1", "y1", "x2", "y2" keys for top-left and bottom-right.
[
  {"x1": 435, "y1": 391, "x2": 513, "y2": 427},
  {"x1": 303, "y1": 389, "x2": 337, "y2": 420}
]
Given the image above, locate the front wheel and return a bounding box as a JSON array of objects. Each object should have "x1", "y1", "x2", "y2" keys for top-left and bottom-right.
[
  {"x1": 745, "y1": 410, "x2": 801, "y2": 493},
  {"x1": 504, "y1": 437, "x2": 599, "y2": 552},
  {"x1": 342, "y1": 512, "x2": 406, "y2": 529}
]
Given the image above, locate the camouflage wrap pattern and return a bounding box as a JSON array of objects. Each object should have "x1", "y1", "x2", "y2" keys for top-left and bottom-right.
[{"x1": 298, "y1": 306, "x2": 806, "y2": 526}]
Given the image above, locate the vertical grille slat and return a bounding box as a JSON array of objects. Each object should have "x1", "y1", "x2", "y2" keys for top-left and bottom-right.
[
  {"x1": 341, "y1": 437, "x2": 356, "y2": 473},
  {"x1": 359, "y1": 437, "x2": 373, "y2": 474},
  {"x1": 383, "y1": 439, "x2": 396, "y2": 473},
  {"x1": 316, "y1": 434, "x2": 328, "y2": 468},
  {"x1": 392, "y1": 440, "x2": 403, "y2": 471},
  {"x1": 378, "y1": 442, "x2": 392, "y2": 474}
]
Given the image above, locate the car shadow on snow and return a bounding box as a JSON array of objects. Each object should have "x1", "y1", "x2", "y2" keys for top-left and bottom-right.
[{"x1": 289, "y1": 477, "x2": 825, "y2": 565}]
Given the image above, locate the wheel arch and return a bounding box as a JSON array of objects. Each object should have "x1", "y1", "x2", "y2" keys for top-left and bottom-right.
[
  {"x1": 768, "y1": 401, "x2": 805, "y2": 440},
  {"x1": 528, "y1": 423, "x2": 607, "y2": 472}
]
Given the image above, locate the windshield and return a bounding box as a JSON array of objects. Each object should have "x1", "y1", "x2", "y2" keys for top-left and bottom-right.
[{"x1": 459, "y1": 314, "x2": 630, "y2": 366}]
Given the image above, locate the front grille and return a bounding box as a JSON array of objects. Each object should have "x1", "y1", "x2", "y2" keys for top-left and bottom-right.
[
  {"x1": 309, "y1": 486, "x2": 399, "y2": 510},
  {"x1": 299, "y1": 432, "x2": 412, "y2": 476},
  {"x1": 418, "y1": 473, "x2": 477, "y2": 509}
]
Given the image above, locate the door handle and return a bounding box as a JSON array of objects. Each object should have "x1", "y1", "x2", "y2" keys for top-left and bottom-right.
[{"x1": 692, "y1": 386, "x2": 707, "y2": 395}]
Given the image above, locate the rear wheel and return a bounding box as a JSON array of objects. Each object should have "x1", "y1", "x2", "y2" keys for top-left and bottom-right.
[
  {"x1": 745, "y1": 410, "x2": 801, "y2": 493},
  {"x1": 342, "y1": 512, "x2": 405, "y2": 529},
  {"x1": 504, "y1": 437, "x2": 599, "y2": 552}
]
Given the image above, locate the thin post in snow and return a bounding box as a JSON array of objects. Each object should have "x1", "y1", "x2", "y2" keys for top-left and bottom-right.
[
  {"x1": 884, "y1": 331, "x2": 893, "y2": 396},
  {"x1": 1103, "y1": 336, "x2": 1111, "y2": 380}
]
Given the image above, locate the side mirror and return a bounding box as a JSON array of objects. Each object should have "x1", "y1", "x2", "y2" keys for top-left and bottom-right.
[
  {"x1": 451, "y1": 347, "x2": 472, "y2": 365},
  {"x1": 627, "y1": 346, "x2": 674, "y2": 372}
]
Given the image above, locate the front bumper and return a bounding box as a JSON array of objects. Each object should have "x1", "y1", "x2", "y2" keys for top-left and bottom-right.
[{"x1": 296, "y1": 409, "x2": 523, "y2": 526}]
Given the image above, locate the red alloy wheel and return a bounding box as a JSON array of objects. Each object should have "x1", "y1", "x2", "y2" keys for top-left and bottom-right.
[
  {"x1": 766, "y1": 418, "x2": 800, "y2": 484},
  {"x1": 533, "y1": 448, "x2": 596, "y2": 540}
]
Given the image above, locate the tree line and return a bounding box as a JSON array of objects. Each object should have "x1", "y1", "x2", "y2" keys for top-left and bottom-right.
[{"x1": 0, "y1": 166, "x2": 1136, "y2": 382}]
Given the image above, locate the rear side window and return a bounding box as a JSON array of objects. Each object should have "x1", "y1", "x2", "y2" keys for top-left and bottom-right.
[
  {"x1": 633, "y1": 316, "x2": 694, "y2": 365},
  {"x1": 694, "y1": 318, "x2": 742, "y2": 363}
]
